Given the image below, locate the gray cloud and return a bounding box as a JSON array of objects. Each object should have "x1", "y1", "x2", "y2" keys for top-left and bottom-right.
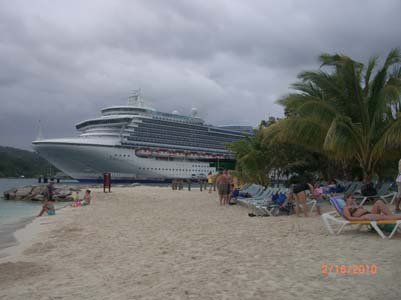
[{"x1": 0, "y1": 0, "x2": 400, "y2": 149}]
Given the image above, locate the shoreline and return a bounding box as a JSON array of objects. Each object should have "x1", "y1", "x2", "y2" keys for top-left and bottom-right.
[
  {"x1": 0, "y1": 216, "x2": 35, "y2": 257},
  {"x1": 0, "y1": 202, "x2": 73, "y2": 262},
  {"x1": 0, "y1": 216, "x2": 46, "y2": 262}
]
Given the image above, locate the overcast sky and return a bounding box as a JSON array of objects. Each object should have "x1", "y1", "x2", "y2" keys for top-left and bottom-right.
[{"x1": 1, "y1": 0, "x2": 400, "y2": 150}]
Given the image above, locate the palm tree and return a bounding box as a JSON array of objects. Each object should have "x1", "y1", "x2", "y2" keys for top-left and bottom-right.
[
  {"x1": 265, "y1": 49, "x2": 401, "y2": 182},
  {"x1": 228, "y1": 130, "x2": 271, "y2": 186}
]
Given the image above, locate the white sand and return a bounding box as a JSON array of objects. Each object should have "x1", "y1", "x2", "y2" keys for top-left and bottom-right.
[{"x1": 0, "y1": 186, "x2": 400, "y2": 300}]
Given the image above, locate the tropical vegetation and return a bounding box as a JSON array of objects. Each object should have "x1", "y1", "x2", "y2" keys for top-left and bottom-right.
[{"x1": 230, "y1": 49, "x2": 401, "y2": 184}]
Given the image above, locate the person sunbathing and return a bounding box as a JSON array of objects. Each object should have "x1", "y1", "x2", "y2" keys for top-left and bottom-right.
[{"x1": 343, "y1": 194, "x2": 401, "y2": 221}]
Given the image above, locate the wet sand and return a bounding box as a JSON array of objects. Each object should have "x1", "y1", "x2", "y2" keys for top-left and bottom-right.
[{"x1": 0, "y1": 186, "x2": 400, "y2": 300}]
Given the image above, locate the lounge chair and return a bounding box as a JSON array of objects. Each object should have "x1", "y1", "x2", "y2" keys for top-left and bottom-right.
[
  {"x1": 252, "y1": 189, "x2": 291, "y2": 216},
  {"x1": 321, "y1": 197, "x2": 401, "y2": 239},
  {"x1": 354, "y1": 182, "x2": 396, "y2": 207}
]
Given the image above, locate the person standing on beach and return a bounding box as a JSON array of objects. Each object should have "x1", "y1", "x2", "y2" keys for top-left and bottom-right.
[
  {"x1": 207, "y1": 172, "x2": 213, "y2": 193},
  {"x1": 394, "y1": 158, "x2": 401, "y2": 212},
  {"x1": 226, "y1": 171, "x2": 233, "y2": 204},
  {"x1": 216, "y1": 170, "x2": 224, "y2": 205},
  {"x1": 216, "y1": 170, "x2": 231, "y2": 205},
  {"x1": 292, "y1": 181, "x2": 314, "y2": 217},
  {"x1": 312, "y1": 183, "x2": 323, "y2": 216}
]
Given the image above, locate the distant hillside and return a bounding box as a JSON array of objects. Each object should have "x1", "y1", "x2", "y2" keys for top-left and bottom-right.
[{"x1": 0, "y1": 146, "x2": 57, "y2": 178}]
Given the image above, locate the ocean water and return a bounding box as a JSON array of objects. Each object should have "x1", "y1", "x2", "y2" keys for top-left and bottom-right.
[
  {"x1": 0, "y1": 179, "x2": 41, "y2": 224},
  {"x1": 0, "y1": 179, "x2": 41, "y2": 253}
]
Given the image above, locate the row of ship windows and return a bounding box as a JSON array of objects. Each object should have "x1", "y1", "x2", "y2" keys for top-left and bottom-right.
[
  {"x1": 110, "y1": 154, "x2": 220, "y2": 163},
  {"x1": 143, "y1": 119, "x2": 247, "y2": 136},
  {"x1": 140, "y1": 121, "x2": 243, "y2": 138},
  {"x1": 131, "y1": 133, "x2": 236, "y2": 146},
  {"x1": 126, "y1": 137, "x2": 226, "y2": 149},
  {"x1": 144, "y1": 119, "x2": 205, "y2": 130},
  {"x1": 133, "y1": 128, "x2": 238, "y2": 143},
  {"x1": 138, "y1": 167, "x2": 208, "y2": 172},
  {"x1": 153, "y1": 116, "x2": 195, "y2": 124},
  {"x1": 113, "y1": 154, "x2": 130, "y2": 158},
  {"x1": 122, "y1": 141, "x2": 227, "y2": 156},
  {"x1": 141, "y1": 121, "x2": 208, "y2": 134}
]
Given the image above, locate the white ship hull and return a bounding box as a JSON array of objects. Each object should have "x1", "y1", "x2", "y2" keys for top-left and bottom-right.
[{"x1": 33, "y1": 139, "x2": 215, "y2": 182}]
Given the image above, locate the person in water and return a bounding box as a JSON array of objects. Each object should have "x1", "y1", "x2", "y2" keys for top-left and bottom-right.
[
  {"x1": 37, "y1": 180, "x2": 56, "y2": 217},
  {"x1": 343, "y1": 194, "x2": 401, "y2": 221}
]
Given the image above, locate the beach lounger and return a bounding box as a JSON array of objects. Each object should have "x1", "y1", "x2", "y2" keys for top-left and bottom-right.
[
  {"x1": 252, "y1": 189, "x2": 291, "y2": 216},
  {"x1": 354, "y1": 182, "x2": 396, "y2": 207},
  {"x1": 321, "y1": 197, "x2": 401, "y2": 239},
  {"x1": 341, "y1": 181, "x2": 362, "y2": 195}
]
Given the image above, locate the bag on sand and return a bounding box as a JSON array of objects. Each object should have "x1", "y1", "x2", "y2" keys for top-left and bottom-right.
[{"x1": 379, "y1": 224, "x2": 396, "y2": 233}]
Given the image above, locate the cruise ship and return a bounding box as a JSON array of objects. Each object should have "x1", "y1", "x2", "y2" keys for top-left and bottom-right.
[{"x1": 32, "y1": 92, "x2": 253, "y2": 183}]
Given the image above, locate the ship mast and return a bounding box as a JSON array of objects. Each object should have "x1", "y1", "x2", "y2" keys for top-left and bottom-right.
[
  {"x1": 127, "y1": 89, "x2": 144, "y2": 107},
  {"x1": 37, "y1": 119, "x2": 43, "y2": 140}
]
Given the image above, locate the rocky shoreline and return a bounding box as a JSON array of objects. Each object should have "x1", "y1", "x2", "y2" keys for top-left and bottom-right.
[
  {"x1": 3, "y1": 185, "x2": 84, "y2": 202},
  {"x1": 2, "y1": 183, "x2": 142, "y2": 202}
]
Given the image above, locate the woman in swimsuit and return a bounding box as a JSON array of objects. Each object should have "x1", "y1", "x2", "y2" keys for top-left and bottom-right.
[
  {"x1": 292, "y1": 181, "x2": 314, "y2": 217},
  {"x1": 343, "y1": 194, "x2": 401, "y2": 221}
]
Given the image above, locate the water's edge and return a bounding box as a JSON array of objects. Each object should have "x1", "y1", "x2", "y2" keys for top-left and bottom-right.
[{"x1": 0, "y1": 216, "x2": 35, "y2": 255}]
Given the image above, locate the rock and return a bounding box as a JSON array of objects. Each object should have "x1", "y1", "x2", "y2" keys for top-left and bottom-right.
[
  {"x1": 3, "y1": 184, "x2": 81, "y2": 202},
  {"x1": 3, "y1": 187, "x2": 18, "y2": 200},
  {"x1": 31, "y1": 185, "x2": 46, "y2": 196},
  {"x1": 54, "y1": 189, "x2": 71, "y2": 198},
  {"x1": 15, "y1": 186, "x2": 34, "y2": 200},
  {"x1": 31, "y1": 194, "x2": 44, "y2": 201}
]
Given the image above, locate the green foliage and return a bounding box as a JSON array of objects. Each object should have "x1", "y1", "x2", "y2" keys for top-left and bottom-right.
[
  {"x1": 0, "y1": 146, "x2": 54, "y2": 178},
  {"x1": 227, "y1": 130, "x2": 271, "y2": 186},
  {"x1": 265, "y1": 49, "x2": 401, "y2": 181},
  {"x1": 228, "y1": 120, "x2": 338, "y2": 185}
]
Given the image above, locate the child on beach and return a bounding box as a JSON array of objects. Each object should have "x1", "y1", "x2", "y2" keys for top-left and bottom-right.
[
  {"x1": 82, "y1": 190, "x2": 91, "y2": 205},
  {"x1": 312, "y1": 183, "x2": 323, "y2": 216},
  {"x1": 71, "y1": 190, "x2": 91, "y2": 207}
]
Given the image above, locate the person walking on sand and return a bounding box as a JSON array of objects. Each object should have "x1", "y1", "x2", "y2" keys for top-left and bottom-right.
[
  {"x1": 394, "y1": 158, "x2": 401, "y2": 212},
  {"x1": 226, "y1": 171, "x2": 233, "y2": 205},
  {"x1": 216, "y1": 170, "x2": 225, "y2": 205},
  {"x1": 292, "y1": 180, "x2": 314, "y2": 217},
  {"x1": 216, "y1": 170, "x2": 231, "y2": 205},
  {"x1": 207, "y1": 172, "x2": 213, "y2": 193}
]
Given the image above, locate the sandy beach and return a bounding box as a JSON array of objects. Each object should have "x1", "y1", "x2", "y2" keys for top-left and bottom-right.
[{"x1": 0, "y1": 186, "x2": 400, "y2": 300}]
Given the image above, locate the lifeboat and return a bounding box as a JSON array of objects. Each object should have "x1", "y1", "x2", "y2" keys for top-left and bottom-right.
[
  {"x1": 187, "y1": 152, "x2": 198, "y2": 159},
  {"x1": 156, "y1": 150, "x2": 170, "y2": 157},
  {"x1": 174, "y1": 152, "x2": 186, "y2": 158},
  {"x1": 135, "y1": 148, "x2": 152, "y2": 157}
]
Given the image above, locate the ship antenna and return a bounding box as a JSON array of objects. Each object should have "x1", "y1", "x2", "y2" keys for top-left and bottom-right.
[{"x1": 37, "y1": 119, "x2": 43, "y2": 140}]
